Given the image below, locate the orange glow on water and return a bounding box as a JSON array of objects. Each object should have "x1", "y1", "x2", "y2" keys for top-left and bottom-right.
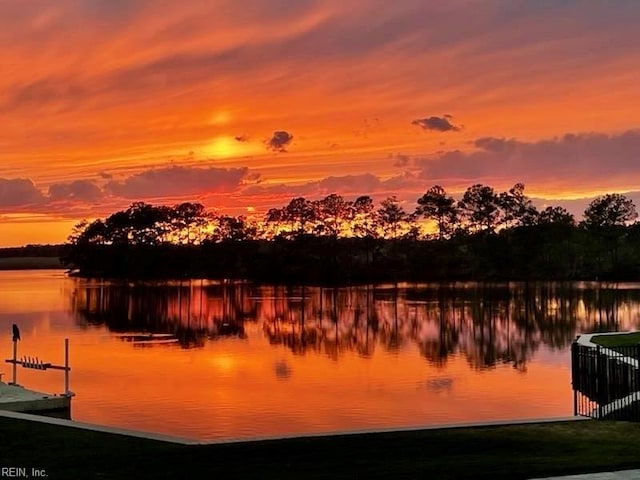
[{"x1": 2, "y1": 271, "x2": 636, "y2": 440}]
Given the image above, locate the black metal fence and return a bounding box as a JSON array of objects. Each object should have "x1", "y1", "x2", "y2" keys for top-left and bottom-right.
[{"x1": 572, "y1": 341, "x2": 640, "y2": 420}]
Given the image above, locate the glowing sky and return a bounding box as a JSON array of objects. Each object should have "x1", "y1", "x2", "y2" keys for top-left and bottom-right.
[{"x1": 2, "y1": 0, "x2": 640, "y2": 246}]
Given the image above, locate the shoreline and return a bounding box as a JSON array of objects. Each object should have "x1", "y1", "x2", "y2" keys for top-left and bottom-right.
[
  {"x1": 3, "y1": 254, "x2": 640, "y2": 285},
  {"x1": 0, "y1": 257, "x2": 64, "y2": 270}
]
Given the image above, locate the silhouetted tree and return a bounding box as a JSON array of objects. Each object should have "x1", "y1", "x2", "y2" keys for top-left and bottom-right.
[
  {"x1": 283, "y1": 197, "x2": 318, "y2": 236},
  {"x1": 70, "y1": 219, "x2": 108, "y2": 245},
  {"x1": 68, "y1": 220, "x2": 89, "y2": 244},
  {"x1": 126, "y1": 202, "x2": 171, "y2": 245},
  {"x1": 582, "y1": 193, "x2": 638, "y2": 228},
  {"x1": 105, "y1": 210, "x2": 134, "y2": 244},
  {"x1": 352, "y1": 195, "x2": 378, "y2": 238},
  {"x1": 317, "y1": 193, "x2": 352, "y2": 237},
  {"x1": 264, "y1": 207, "x2": 285, "y2": 239},
  {"x1": 582, "y1": 194, "x2": 638, "y2": 277},
  {"x1": 498, "y1": 183, "x2": 538, "y2": 228},
  {"x1": 459, "y1": 184, "x2": 501, "y2": 233},
  {"x1": 377, "y1": 196, "x2": 407, "y2": 239},
  {"x1": 538, "y1": 206, "x2": 575, "y2": 226},
  {"x1": 171, "y1": 202, "x2": 209, "y2": 244},
  {"x1": 215, "y1": 215, "x2": 256, "y2": 242},
  {"x1": 415, "y1": 185, "x2": 458, "y2": 239}
]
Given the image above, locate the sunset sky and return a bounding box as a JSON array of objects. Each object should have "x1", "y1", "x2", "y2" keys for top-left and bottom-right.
[{"x1": 2, "y1": 0, "x2": 640, "y2": 246}]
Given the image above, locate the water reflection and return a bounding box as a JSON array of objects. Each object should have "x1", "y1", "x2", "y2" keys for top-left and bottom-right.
[{"x1": 70, "y1": 281, "x2": 640, "y2": 370}]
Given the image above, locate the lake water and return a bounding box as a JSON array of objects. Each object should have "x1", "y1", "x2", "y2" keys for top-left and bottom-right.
[{"x1": 1, "y1": 270, "x2": 637, "y2": 441}]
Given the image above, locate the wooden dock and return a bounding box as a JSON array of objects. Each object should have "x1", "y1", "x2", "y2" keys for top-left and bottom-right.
[
  {"x1": 0, "y1": 330, "x2": 73, "y2": 418},
  {"x1": 0, "y1": 382, "x2": 71, "y2": 415}
]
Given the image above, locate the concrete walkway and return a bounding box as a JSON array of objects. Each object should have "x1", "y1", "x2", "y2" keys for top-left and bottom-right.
[
  {"x1": 532, "y1": 470, "x2": 640, "y2": 479},
  {"x1": 577, "y1": 332, "x2": 640, "y2": 369},
  {"x1": 0, "y1": 410, "x2": 588, "y2": 445}
]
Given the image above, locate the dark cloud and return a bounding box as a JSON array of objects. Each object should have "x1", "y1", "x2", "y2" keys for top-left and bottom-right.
[
  {"x1": 266, "y1": 131, "x2": 293, "y2": 152},
  {"x1": 104, "y1": 165, "x2": 252, "y2": 198},
  {"x1": 98, "y1": 171, "x2": 113, "y2": 180},
  {"x1": 411, "y1": 115, "x2": 461, "y2": 132},
  {"x1": 0, "y1": 178, "x2": 46, "y2": 207},
  {"x1": 48, "y1": 180, "x2": 104, "y2": 203},
  {"x1": 234, "y1": 135, "x2": 250, "y2": 143}
]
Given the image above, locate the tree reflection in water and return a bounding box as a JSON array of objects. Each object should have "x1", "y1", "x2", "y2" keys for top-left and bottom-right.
[{"x1": 70, "y1": 280, "x2": 640, "y2": 368}]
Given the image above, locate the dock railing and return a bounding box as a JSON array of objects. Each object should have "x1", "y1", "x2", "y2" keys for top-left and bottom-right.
[
  {"x1": 4, "y1": 337, "x2": 74, "y2": 398},
  {"x1": 572, "y1": 341, "x2": 640, "y2": 420}
]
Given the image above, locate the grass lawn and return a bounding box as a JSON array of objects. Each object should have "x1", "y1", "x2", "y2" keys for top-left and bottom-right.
[
  {"x1": 0, "y1": 257, "x2": 63, "y2": 270},
  {"x1": 591, "y1": 332, "x2": 640, "y2": 348},
  {"x1": 2, "y1": 418, "x2": 640, "y2": 479}
]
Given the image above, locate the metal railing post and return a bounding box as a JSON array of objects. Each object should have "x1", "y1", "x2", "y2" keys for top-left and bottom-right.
[
  {"x1": 597, "y1": 345, "x2": 604, "y2": 419},
  {"x1": 571, "y1": 341, "x2": 578, "y2": 416},
  {"x1": 64, "y1": 338, "x2": 69, "y2": 396},
  {"x1": 11, "y1": 339, "x2": 17, "y2": 385}
]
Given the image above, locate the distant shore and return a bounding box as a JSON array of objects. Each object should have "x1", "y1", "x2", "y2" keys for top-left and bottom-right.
[
  {"x1": 0, "y1": 244, "x2": 66, "y2": 270},
  {"x1": 0, "y1": 257, "x2": 64, "y2": 270}
]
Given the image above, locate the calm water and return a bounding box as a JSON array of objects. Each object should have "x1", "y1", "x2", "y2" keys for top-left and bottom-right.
[{"x1": 1, "y1": 270, "x2": 638, "y2": 440}]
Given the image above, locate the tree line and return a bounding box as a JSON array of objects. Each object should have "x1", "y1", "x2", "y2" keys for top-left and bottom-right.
[{"x1": 63, "y1": 183, "x2": 640, "y2": 283}]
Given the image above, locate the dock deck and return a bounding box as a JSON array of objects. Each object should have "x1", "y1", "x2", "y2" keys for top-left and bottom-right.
[{"x1": 0, "y1": 382, "x2": 71, "y2": 414}]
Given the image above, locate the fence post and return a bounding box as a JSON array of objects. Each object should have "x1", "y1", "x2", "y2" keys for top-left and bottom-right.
[
  {"x1": 11, "y1": 338, "x2": 17, "y2": 385},
  {"x1": 64, "y1": 338, "x2": 70, "y2": 396},
  {"x1": 571, "y1": 341, "x2": 578, "y2": 416},
  {"x1": 597, "y1": 345, "x2": 603, "y2": 419},
  {"x1": 636, "y1": 344, "x2": 640, "y2": 391},
  {"x1": 636, "y1": 344, "x2": 640, "y2": 421}
]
